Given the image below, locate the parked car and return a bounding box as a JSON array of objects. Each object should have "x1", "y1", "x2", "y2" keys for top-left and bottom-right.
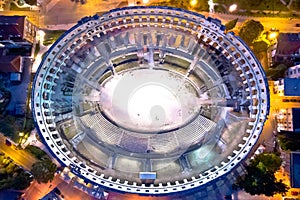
[{"x1": 291, "y1": 191, "x2": 299, "y2": 195}]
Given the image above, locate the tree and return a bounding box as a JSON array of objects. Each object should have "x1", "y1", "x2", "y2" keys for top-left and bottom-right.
[
  {"x1": 238, "y1": 20, "x2": 264, "y2": 46},
  {"x1": 25, "y1": 145, "x2": 49, "y2": 160},
  {"x1": 12, "y1": 171, "x2": 33, "y2": 190},
  {"x1": 266, "y1": 64, "x2": 287, "y2": 80},
  {"x1": 191, "y1": 0, "x2": 209, "y2": 11},
  {"x1": 278, "y1": 132, "x2": 300, "y2": 151},
  {"x1": 236, "y1": 166, "x2": 289, "y2": 196},
  {"x1": 250, "y1": 153, "x2": 282, "y2": 173},
  {"x1": 253, "y1": 41, "x2": 268, "y2": 54},
  {"x1": 31, "y1": 159, "x2": 57, "y2": 184},
  {"x1": 24, "y1": 0, "x2": 37, "y2": 5},
  {"x1": 235, "y1": 153, "x2": 289, "y2": 197},
  {"x1": 168, "y1": 0, "x2": 189, "y2": 10},
  {"x1": 225, "y1": 18, "x2": 238, "y2": 32}
]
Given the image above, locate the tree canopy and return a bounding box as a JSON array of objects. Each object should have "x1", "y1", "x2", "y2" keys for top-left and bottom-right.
[
  {"x1": 265, "y1": 64, "x2": 287, "y2": 80},
  {"x1": 278, "y1": 132, "x2": 300, "y2": 151},
  {"x1": 31, "y1": 159, "x2": 57, "y2": 184},
  {"x1": 225, "y1": 18, "x2": 238, "y2": 32},
  {"x1": 235, "y1": 153, "x2": 289, "y2": 197},
  {"x1": 0, "y1": 153, "x2": 32, "y2": 191},
  {"x1": 238, "y1": 20, "x2": 264, "y2": 46},
  {"x1": 253, "y1": 41, "x2": 268, "y2": 54},
  {"x1": 11, "y1": 171, "x2": 33, "y2": 190},
  {"x1": 24, "y1": 0, "x2": 37, "y2": 5},
  {"x1": 150, "y1": 0, "x2": 209, "y2": 11},
  {"x1": 250, "y1": 153, "x2": 282, "y2": 173},
  {"x1": 25, "y1": 145, "x2": 49, "y2": 160}
]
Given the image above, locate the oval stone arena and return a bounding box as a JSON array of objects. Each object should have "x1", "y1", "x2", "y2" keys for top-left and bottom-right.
[{"x1": 32, "y1": 6, "x2": 270, "y2": 198}]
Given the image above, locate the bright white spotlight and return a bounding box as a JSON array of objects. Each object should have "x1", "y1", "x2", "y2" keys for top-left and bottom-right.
[{"x1": 229, "y1": 4, "x2": 237, "y2": 12}]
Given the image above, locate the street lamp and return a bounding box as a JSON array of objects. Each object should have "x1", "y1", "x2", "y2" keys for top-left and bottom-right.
[
  {"x1": 229, "y1": 4, "x2": 237, "y2": 12},
  {"x1": 190, "y1": 0, "x2": 197, "y2": 7},
  {"x1": 128, "y1": 0, "x2": 135, "y2": 6},
  {"x1": 142, "y1": 0, "x2": 149, "y2": 4},
  {"x1": 37, "y1": 30, "x2": 45, "y2": 44},
  {"x1": 268, "y1": 31, "x2": 278, "y2": 41}
]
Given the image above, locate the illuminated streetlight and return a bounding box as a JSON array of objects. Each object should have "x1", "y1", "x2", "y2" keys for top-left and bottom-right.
[
  {"x1": 229, "y1": 4, "x2": 237, "y2": 12},
  {"x1": 128, "y1": 0, "x2": 135, "y2": 6},
  {"x1": 190, "y1": 0, "x2": 197, "y2": 7},
  {"x1": 37, "y1": 30, "x2": 45, "y2": 38},
  {"x1": 268, "y1": 32, "x2": 278, "y2": 40},
  {"x1": 37, "y1": 30, "x2": 45, "y2": 44}
]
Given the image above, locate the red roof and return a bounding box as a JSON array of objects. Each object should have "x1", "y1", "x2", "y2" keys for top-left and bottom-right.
[
  {"x1": 0, "y1": 55, "x2": 21, "y2": 73},
  {"x1": 0, "y1": 16, "x2": 25, "y2": 41}
]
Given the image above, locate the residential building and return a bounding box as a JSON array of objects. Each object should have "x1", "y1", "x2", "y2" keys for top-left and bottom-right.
[
  {"x1": 274, "y1": 33, "x2": 300, "y2": 65},
  {"x1": 276, "y1": 108, "x2": 300, "y2": 132},
  {"x1": 0, "y1": 48, "x2": 23, "y2": 81},
  {"x1": 0, "y1": 15, "x2": 37, "y2": 44},
  {"x1": 286, "y1": 64, "x2": 300, "y2": 78},
  {"x1": 0, "y1": 54, "x2": 23, "y2": 73},
  {"x1": 290, "y1": 152, "x2": 300, "y2": 188},
  {"x1": 273, "y1": 78, "x2": 300, "y2": 97}
]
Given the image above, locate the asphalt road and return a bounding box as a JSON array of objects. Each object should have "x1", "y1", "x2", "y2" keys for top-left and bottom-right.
[
  {"x1": 0, "y1": 133, "x2": 37, "y2": 170},
  {"x1": 22, "y1": 174, "x2": 63, "y2": 200},
  {"x1": 41, "y1": 1, "x2": 300, "y2": 33},
  {"x1": 204, "y1": 11, "x2": 300, "y2": 33},
  {"x1": 43, "y1": 0, "x2": 122, "y2": 25}
]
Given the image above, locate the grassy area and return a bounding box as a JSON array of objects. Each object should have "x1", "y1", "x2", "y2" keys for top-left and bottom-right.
[
  {"x1": 82, "y1": 103, "x2": 91, "y2": 111},
  {"x1": 24, "y1": 0, "x2": 37, "y2": 6},
  {"x1": 25, "y1": 145, "x2": 49, "y2": 160},
  {"x1": 0, "y1": 116, "x2": 22, "y2": 142},
  {"x1": 34, "y1": 42, "x2": 40, "y2": 58},
  {"x1": 43, "y1": 30, "x2": 66, "y2": 46},
  {"x1": 22, "y1": 73, "x2": 34, "y2": 134},
  {"x1": 278, "y1": 132, "x2": 300, "y2": 151},
  {"x1": 289, "y1": 1, "x2": 300, "y2": 11},
  {"x1": 0, "y1": 91, "x2": 11, "y2": 114},
  {"x1": 62, "y1": 125, "x2": 77, "y2": 140},
  {"x1": 10, "y1": 3, "x2": 30, "y2": 11}
]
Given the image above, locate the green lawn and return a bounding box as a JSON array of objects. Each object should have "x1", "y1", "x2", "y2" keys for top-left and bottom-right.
[
  {"x1": 10, "y1": 3, "x2": 30, "y2": 11},
  {"x1": 34, "y1": 43, "x2": 40, "y2": 58},
  {"x1": 43, "y1": 30, "x2": 66, "y2": 46},
  {"x1": 0, "y1": 91, "x2": 11, "y2": 114}
]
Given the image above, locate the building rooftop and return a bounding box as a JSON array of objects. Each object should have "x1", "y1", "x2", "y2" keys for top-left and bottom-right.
[
  {"x1": 0, "y1": 16, "x2": 26, "y2": 41},
  {"x1": 0, "y1": 55, "x2": 21, "y2": 73},
  {"x1": 284, "y1": 78, "x2": 300, "y2": 96},
  {"x1": 292, "y1": 108, "x2": 300, "y2": 132},
  {"x1": 291, "y1": 152, "x2": 300, "y2": 188}
]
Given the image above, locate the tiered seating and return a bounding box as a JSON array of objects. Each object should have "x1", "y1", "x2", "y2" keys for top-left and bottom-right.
[
  {"x1": 80, "y1": 113, "x2": 122, "y2": 145},
  {"x1": 176, "y1": 35, "x2": 191, "y2": 53},
  {"x1": 175, "y1": 114, "x2": 216, "y2": 147},
  {"x1": 196, "y1": 115, "x2": 216, "y2": 132},
  {"x1": 119, "y1": 132, "x2": 148, "y2": 153},
  {"x1": 187, "y1": 39, "x2": 197, "y2": 55},
  {"x1": 148, "y1": 132, "x2": 178, "y2": 153}
]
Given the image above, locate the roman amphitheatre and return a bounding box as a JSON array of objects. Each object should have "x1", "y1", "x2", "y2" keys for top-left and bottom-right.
[{"x1": 32, "y1": 6, "x2": 269, "y2": 197}]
